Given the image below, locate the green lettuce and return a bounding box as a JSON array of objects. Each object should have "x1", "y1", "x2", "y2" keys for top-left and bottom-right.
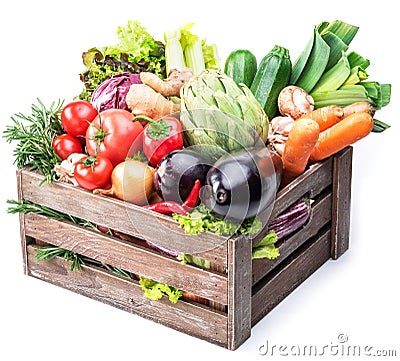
[
  {"x1": 78, "y1": 20, "x2": 166, "y2": 100},
  {"x1": 139, "y1": 276, "x2": 182, "y2": 303},
  {"x1": 177, "y1": 253, "x2": 211, "y2": 269},
  {"x1": 252, "y1": 230, "x2": 280, "y2": 260},
  {"x1": 173, "y1": 204, "x2": 262, "y2": 236}
]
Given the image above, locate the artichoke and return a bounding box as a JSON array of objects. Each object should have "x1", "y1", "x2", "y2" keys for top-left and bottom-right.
[{"x1": 180, "y1": 69, "x2": 269, "y2": 159}]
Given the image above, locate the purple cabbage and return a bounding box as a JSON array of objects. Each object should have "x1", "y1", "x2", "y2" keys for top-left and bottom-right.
[{"x1": 91, "y1": 72, "x2": 142, "y2": 112}]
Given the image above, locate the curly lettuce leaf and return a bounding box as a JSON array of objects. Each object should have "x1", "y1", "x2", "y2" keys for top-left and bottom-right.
[
  {"x1": 252, "y1": 230, "x2": 280, "y2": 260},
  {"x1": 139, "y1": 276, "x2": 182, "y2": 304},
  {"x1": 173, "y1": 204, "x2": 262, "y2": 236},
  {"x1": 177, "y1": 254, "x2": 211, "y2": 269},
  {"x1": 78, "y1": 20, "x2": 165, "y2": 100}
]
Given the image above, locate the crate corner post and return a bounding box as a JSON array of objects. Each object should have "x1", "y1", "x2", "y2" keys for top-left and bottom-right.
[
  {"x1": 227, "y1": 234, "x2": 252, "y2": 350},
  {"x1": 331, "y1": 146, "x2": 353, "y2": 260}
]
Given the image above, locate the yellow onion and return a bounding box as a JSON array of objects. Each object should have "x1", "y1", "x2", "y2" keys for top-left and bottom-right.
[{"x1": 94, "y1": 160, "x2": 154, "y2": 205}]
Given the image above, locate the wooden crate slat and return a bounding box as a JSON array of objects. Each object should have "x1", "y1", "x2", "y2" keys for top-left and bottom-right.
[
  {"x1": 331, "y1": 147, "x2": 353, "y2": 259},
  {"x1": 252, "y1": 191, "x2": 332, "y2": 285},
  {"x1": 24, "y1": 213, "x2": 228, "y2": 304},
  {"x1": 26, "y1": 245, "x2": 228, "y2": 347},
  {"x1": 270, "y1": 157, "x2": 333, "y2": 219},
  {"x1": 19, "y1": 169, "x2": 228, "y2": 267},
  {"x1": 251, "y1": 228, "x2": 332, "y2": 326}
]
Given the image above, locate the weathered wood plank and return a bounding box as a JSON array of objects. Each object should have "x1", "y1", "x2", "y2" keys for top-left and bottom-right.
[
  {"x1": 24, "y1": 213, "x2": 228, "y2": 304},
  {"x1": 17, "y1": 169, "x2": 28, "y2": 274},
  {"x1": 251, "y1": 228, "x2": 331, "y2": 326},
  {"x1": 19, "y1": 169, "x2": 228, "y2": 267},
  {"x1": 26, "y1": 245, "x2": 228, "y2": 347},
  {"x1": 252, "y1": 157, "x2": 333, "y2": 246},
  {"x1": 271, "y1": 157, "x2": 333, "y2": 219},
  {"x1": 227, "y1": 235, "x2": 252, "y2": 350},
  {"x1": 252, "y1": 191, "x2": 332, "y2": 285},
  {"x1": 331, "y1": 147, "x2": 353, "y2": 259}
]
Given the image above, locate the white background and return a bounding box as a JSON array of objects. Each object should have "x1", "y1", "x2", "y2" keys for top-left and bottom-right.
[{"x1": 1, "y1": 1, "x2": 399, "y2": 360}]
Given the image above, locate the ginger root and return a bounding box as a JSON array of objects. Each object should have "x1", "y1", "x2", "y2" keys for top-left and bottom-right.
[
  {"x1": 140, "y1": 67, "x2": 193, "y2": 98},
  {"x1": 126, "y1": 84, "x2": 181, "y2": 119}
]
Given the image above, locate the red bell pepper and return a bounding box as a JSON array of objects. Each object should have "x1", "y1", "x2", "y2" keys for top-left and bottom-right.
[{"x1": 136, "y1": 115, "x2": 183, "y2": 167}]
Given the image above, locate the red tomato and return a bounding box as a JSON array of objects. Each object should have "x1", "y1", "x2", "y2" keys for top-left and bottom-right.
[
  {"x1": 74, "y1": 155, "x2": 113, "y2": 191},
  {"x1": 86, "y1": 109, "x2": 144, "y2": 166},
  {"x1": 62, "y1": 100, "x2": 98, "y2": 137},
  {"x1": 52, "y1": 134, "x2": 83, "y2": 160}
]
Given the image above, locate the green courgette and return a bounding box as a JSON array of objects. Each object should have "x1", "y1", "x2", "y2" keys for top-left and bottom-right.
[
  {"x1": 250, "y1": 45, "x2": 292, "y2": 120},
  {"x1": 224, "y1": 49, "x2": 257, "y2": 88}
]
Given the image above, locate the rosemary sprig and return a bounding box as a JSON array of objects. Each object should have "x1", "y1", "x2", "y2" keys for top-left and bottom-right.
[
  {"x1": 6, "y1": 199, "x2": 101, "y2": 232},
  {"x1": 2, "y1": 99, "x2": 64, "y2": 183},
  {"x1": 7, "y1": 199, "x2": 131, "y2": 277},
  {"x1": 35, "y1": 246, "x2": 85, "y2": 272}
]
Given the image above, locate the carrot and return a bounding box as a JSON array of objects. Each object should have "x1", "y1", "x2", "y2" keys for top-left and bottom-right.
[
  {"x1": 343, "y1": 101, "x2": 376, "y2": 118},
  {"x1": 298, "y1": 105, "x2": 344, "y2": 131},
  {"x1": 310, "y1": 111, "x2": 373, "y2": 162},
  {"x1": 281, "y1": 118, "x2": 320, "y2": 185}
]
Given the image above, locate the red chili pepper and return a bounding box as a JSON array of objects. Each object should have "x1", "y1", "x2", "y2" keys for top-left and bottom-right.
[
  {"x1": 143, "y1": 201, "x2": 188, "y2": 216},
  {"x1": 182, "y1": 179, "x2": 201, "y2": 211},
  {"x1": 135, "y1": 115, "x2": 183, "y2": 167}
]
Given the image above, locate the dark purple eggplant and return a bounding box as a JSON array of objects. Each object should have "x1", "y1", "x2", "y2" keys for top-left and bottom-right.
[
  {"x1": 154, "y1": 149, "x2": 212, "y2": 203},
  {"x1": 268, "y1": 199, "x2": 310, "y2": 240},
  {"x1": 202, "y1": 147, "x2": 282, "y2": 221}
]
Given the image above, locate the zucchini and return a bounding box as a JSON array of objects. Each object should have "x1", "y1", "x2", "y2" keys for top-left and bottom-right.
[
  {"x1": 250, "y1": 45, "x2": 292, "y2": 120},
  {"x1": 224, "y1": 49, "x2": 257, "y2": 88}
]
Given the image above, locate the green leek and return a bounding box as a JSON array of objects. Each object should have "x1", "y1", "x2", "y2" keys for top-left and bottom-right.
[
  {"x1": 294, "y1": 28, "x2": 330, "y2": 92},
  {"x1": 311, "y1": 51, "x2": 350, "y2": 93},
  {"x1": 341, "y1": 66, "x2": 368, "y2": 86},
  {"x1": 311, "y1": 85, "x2": 370, "y2": 108}
]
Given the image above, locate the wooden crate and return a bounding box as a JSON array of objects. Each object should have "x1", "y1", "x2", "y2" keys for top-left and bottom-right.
[{"x1": 16, "y1": 146, "x2": 353, "y2": 350}]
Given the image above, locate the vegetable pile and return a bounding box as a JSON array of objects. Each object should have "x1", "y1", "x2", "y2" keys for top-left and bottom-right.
[{"x1": 4, "y1": 19, "x2": 391, "y2": 303}]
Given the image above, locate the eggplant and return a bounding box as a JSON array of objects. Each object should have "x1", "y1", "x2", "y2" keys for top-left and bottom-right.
[
  {"x1": 202, "y1": 147, "x2": 282, "y2": 221},
  {"x1": 154, "y1": 149, "x2": 212, "y2": 203},
  {"x1": 268, "y1": 199, "x2": 310, "y2": 240}
]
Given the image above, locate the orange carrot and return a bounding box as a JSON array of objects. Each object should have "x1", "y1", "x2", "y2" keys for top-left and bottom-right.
[
  {"x1": 343, "y1": 101, "x2": 376, "y2": 118},
  {"x1": 310, "y1": 111, "x2": 373, "y2": 162},
  {"x1": 298, "y1": 105, "x2": 344, "y2": 131},
  {"x1": 282, "y1": 118, "x2": 320, "y2": 184}
]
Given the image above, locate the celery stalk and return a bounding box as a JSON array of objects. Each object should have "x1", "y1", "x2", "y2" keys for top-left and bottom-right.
[
  {"x1": 184, "y1": 39, "x2": 205, "y2": 75},
  {"x1": 164, "y1": 29, "x2": 185, "y2": 74}
]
